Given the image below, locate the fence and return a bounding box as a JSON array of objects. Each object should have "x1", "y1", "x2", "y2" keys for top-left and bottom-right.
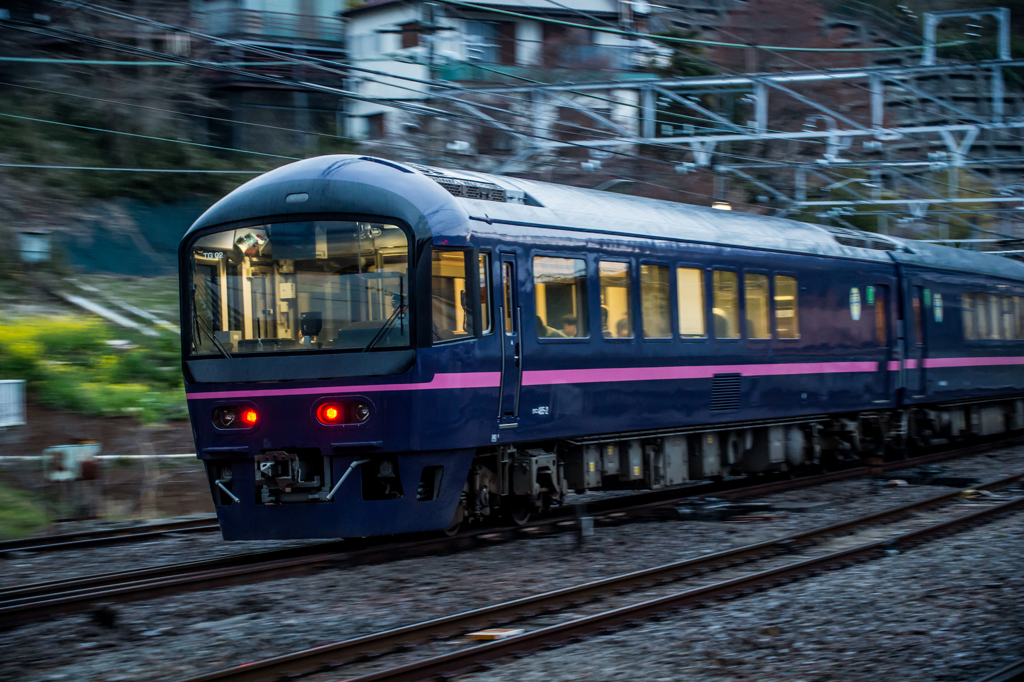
[{"x1": 199, "y1": 8, "x2": 345, "y2": 44}]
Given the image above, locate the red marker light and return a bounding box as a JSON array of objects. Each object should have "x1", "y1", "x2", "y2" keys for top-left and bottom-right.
[
  {"x1": 317, "y1": 402, "x2": 342, "y2": 424},
  {"x1": 317, "y1": 401, "x2": 370, "y2": 425},
  {"x1": 213, "y1": 406, "x2": 259, "y2": 429}
]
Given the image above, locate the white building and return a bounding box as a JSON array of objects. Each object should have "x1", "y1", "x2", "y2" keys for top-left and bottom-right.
[{"x1": 343, "y1": 0, "x2": 648, "y2": 141}]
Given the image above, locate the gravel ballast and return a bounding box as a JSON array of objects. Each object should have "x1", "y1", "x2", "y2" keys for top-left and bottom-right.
[{"x1": 0, "y1": 448, "x2": 1021, "y2": 681}]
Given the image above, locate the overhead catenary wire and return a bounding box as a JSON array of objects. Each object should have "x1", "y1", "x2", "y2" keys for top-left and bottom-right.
[
  {"x1": 0, "y1": 112, "x2": 301, "y2": 161},
  {"x1": 0, "y1": 25, "x2": 1003, "y2": 206},
  {"x1": 432, "y1": 0, "x2": 965, "y2": 52},
  {"x1": 11, "y1": 3, "x2": 1016, "y2": 226},
  {"x1": 0, "y1": 80, "x2": 356, "y2": 144},
  {"x1": 0, "y1": 15, "x2": 802, "y2": 174},
  {"x1": 41, "y1": 1, "x2": 844, "y2": 153},
  {"x1": 0, "y1": 164, "x2": 264, "y2": 173}
]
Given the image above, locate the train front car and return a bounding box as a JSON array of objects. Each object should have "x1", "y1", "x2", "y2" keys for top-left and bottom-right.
[{"x1": 180, "y1": 156, "x2": 491, "y2": 540}]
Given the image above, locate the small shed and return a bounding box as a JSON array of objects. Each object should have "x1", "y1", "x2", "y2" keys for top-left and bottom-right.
[
  {"x1": 17, "y1": 230, "x2": 52, "y2": 263},
  {"x1": 0, "y1": 380, "x2": 25, "y2": 429}
]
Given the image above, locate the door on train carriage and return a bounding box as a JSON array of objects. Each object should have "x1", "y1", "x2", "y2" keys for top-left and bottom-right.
[
  {"x1": 870, "y1": 284, "x2": 897, "y2": 399},
  {"x1": 497, "y1": 253, "x2": 522, "y2": 428},
  {"x1": 907, "y1": 285, "x2": 928, "y2": 398}
]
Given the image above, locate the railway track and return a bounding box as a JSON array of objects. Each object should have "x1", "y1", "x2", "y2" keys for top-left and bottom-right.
[
  {"x1": 0, "y1": 437, "x2": 1018, "y2": 628},
  {"x1": 179, "y1": 472, "x2": 1024, "y2": 682},
  {"x1": 3, "y1": 434, "x2": 1017, "y2": 557},
  {"x1": 0, "y1": 516, "x2": 219, "y2": 555},
  {"x1": 976, "y1": 658, "x2": 1024, "y2": 682}
]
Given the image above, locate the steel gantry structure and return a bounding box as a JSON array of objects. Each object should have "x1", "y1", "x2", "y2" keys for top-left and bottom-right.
[{"x1": 362, "y1": 7, "x2": 1024, "y2": 252}]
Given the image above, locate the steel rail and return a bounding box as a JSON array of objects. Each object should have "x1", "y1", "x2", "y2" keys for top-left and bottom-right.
[
  {"x1": 974, "y1": 658, "x2": 1024, "y2": 682},
  {"x1": 176, "y1": 473, "x2": 1024, "y2": 682},
  {"x1": 3, "y1": 432, "x2": 1016, "y2": 559},
  {"x1": 1, "y1": 437, "x2": 1018, "y2": 627},
  {"x1": 338, "y1": 494, "x2": 1024, "y2": 682},
  {"x1": 0, "y1": 517, "x2": 220, "y2": 555}
]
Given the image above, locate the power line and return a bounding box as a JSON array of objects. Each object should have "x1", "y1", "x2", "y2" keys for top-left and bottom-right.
[
  {"x1": 0, "y1": 111, "x2": 300, "y2": 161},
  {"x1": 0, "y1": 163, "x2": 264, "y2": 172},
  {"x1": 434, "y1": 0, "x2": 963, "y2": 52},
  {"x1": 17, "y1": 2, "x2": 1016, "y2": 226},
  {"x1": 0, "y1": 80, "x2": 353, "y2": 143}
]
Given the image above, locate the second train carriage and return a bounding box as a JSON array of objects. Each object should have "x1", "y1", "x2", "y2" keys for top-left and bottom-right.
[{"x1": 180, "y1": 155, "x2": 1024, "y2": 540}]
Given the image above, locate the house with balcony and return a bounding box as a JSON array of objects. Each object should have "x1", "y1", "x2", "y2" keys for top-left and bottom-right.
[
  {"x1": 343, "y1": 0, "x2": 655, "y2": 143},
  {"x1": 192, "y1": 0, "x2": 349, "y2": 154}
]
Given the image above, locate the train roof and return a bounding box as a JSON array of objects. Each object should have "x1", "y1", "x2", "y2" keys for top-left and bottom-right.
[{"x1": 186, "y1": 155, "x2": 1024, "y2": 282}]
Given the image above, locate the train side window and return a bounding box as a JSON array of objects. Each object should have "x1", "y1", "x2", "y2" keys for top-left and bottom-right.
[
  {"x1": 874, "y1": 286, "x2": 887, "y2": 346},
  {"x1": 676, "y1": 267, "x2": 706, "y2": 337},
  {"x1": 599, "y1": 261, "x2": 633, "y2": 338},
  {"x1": 744, "y1": 273, "x2": 770, "y2": 339},
  {"x1": 987, "y1": 294, "x2": 1001, "y2": 339},
  {"x1": 432, "y1": 250, "x2": 470, "y2": 342},
  {"x1": 640, "y1": 264, "x2": 671, "y2": 338},
  {"x1": 1011, "y1": 296, "x2": 1019, "y2": 339},
  {"x1": 712, "y1": 270, "x2": 740, "y2": 339},
  {"x1": 534, "y1": 256, "x2": 589, "y2": 338},
  {"x1": 479, "y1": 253, "x2": 492, "y2": 335},
  {"x1": 1003, "y1": 296, "x2": 1016, "y2": 340},
  {"x1": 913, "y1": 287, "x2": 924, "y2": 346},
  {"x1": 774, "y1": 275, "x2": 799, "y2": 339},
  {"x1": 962, "y1": 293, "x2": 976, "y2": 339}
]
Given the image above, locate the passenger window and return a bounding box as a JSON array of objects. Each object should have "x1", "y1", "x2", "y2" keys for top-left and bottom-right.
[
  {"x1": 534, "y1": 256, "x2": 588, "y2": 338},
  {"x1": 874, "y1": 286, "x2": 887, "y2": 346},
  {"x1": 976, "y1": 293, "x2": 990, "y2": 339},
  {"x1": 479, "y1": 253, "x2": 492, "y2": 335},
  {"x1": 913, "y1": 287, "x2": 924, "y2": 346},
  {"x1": 744, "y1": 273, "x2": 770, "y2": 339},
  {"x1": 987, "y1": 294, "x2": 1001, "y2": 339},
  {"x1": 962, "y1": 293, "x2": 976, "y2": 339},
  {"x1": 432, "y1": 250, "x2": 470, "y2": 342},
  {"x1": 599, "y1": 261, "x2": 633, "y2": 338},
  {"x1": 1003, "y1": 296, "x2": 1016, "y2": 340},
  {"x1": 712, "y1": 270, "x2": 740, "y2": 339},
  {"x1": 640, "y1": 264, "x2": 671, "y2": 338},
  {"x1": 774, "y1": 275, "x2": 799, "y2": 339},
  {"x1": 676, "y1": 267, "x2": 706, "y2": 337}
]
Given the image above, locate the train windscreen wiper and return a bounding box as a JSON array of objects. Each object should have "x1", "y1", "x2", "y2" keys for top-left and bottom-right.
[
  {"x1": 192, "y1": 291, "x2": 232, "y2": 359},
  {"x1": 363, "y1": 304, "x2": 408, "y2": 353}
]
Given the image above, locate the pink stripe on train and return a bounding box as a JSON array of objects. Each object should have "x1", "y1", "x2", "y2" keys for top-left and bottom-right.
[
  {"x1": 521, "y1": 361, "x2": 878, "y2": 387},
  {"x1": 185, "y1": 356, "x2": 1024, "y2": 401},
  {"x1": 924, "y1": 356, "x2": 1024, "y2": 369},
  {"x1": 185, "y1": 371, "x2": 502, "y2": 401}
]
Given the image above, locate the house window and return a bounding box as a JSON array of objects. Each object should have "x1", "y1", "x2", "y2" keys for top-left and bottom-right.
[
  {"x1": 466, "y1": 21, "x2": 516, "y2": 65},
  {"x1": 400, "y1": 23, "x2": 420, "y2": 49},
  {"x1": 366, "y1": 113, "x2": 385, "y2": 140}
]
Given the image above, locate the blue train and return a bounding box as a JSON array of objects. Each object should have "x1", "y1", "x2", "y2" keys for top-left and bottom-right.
[{"x1": 180, "y1": 155, "x2": 1024, "y2": 540}]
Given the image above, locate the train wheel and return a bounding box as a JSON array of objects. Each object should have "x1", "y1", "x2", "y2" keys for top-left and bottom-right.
[
  {"x1": 509, "y1": 506, "x2": 531, "y2": 526},
  {"x1": 504, "y1": 496, "x2": 532, "y2": 526},
  {"x1": 442, "y1": 499, "x2": 465, "y2": 537}
]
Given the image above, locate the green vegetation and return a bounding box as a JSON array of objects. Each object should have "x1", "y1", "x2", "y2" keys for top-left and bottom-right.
[
  {"x1": 0, "y1": 317, "x2": 187, "y2": 424},
  {"x1": 0, "y1": 483, "x2": 48, "y2": 541}
]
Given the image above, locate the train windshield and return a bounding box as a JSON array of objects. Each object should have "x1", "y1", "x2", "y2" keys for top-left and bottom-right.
[{"x1": 189, "y1": 221, "x2": 410, "y2": 356}]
